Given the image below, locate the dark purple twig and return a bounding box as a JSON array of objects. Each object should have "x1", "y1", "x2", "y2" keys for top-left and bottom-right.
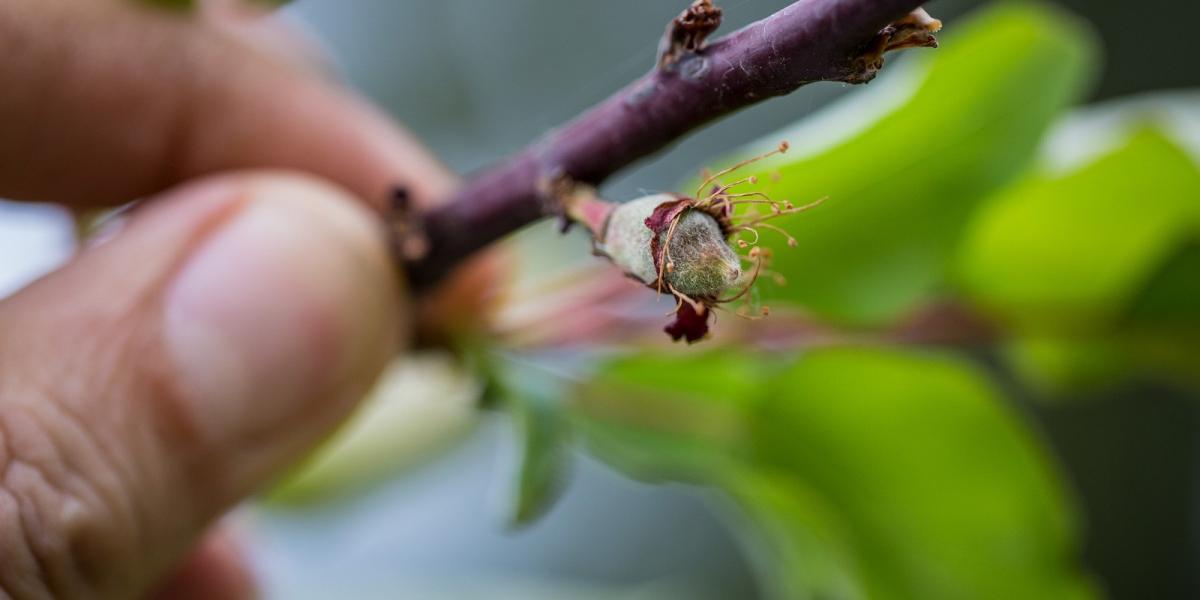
[{"x1": 404, "y1": 0, "x2": 936, "y2": 289}]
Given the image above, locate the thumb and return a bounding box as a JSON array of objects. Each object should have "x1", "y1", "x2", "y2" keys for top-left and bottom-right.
[{"x1": 0, "y1": 172, "x2": 400, "y2": 597}]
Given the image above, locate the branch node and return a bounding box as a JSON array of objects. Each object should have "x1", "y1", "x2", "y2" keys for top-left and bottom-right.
[
  {"x1": 658, "y1": 0, "x2": 724, "y2": 70},
  {"x1": 884, "y1": 8, "x2": 943, "y2": 52},
  {"x1": 545, "y1": 175, "x2": 616, "y2": 240},
  {"x1": 387, "y1": 186, "x2": 431, "y2": 262},
  {"x1": 848, "y1": 8, "x2": 942, "y2": 84}
]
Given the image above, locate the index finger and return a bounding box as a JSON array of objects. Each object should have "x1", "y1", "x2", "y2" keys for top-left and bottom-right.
[{"x1": 0, "y1": 0, "x2": 455, "y2": 210}]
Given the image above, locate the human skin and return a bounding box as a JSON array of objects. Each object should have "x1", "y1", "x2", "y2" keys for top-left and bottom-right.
[{"x1": 0, "y1": 0, "x2": 458, "y2": 597}]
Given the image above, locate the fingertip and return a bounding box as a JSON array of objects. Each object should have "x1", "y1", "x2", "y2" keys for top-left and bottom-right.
[
  {"x1": 149, "y1": 526, "x2": 257, "y2": 600},
  {"x1": 0, "y1": 0, "x2": 456, "y2": 209},
  {"x1": 0, "y1": 171, "x2": 406, "y2": 596},
  {"x1": 181, "y1": 65, "x2": 457, "y2": 210},
  {"x1": 170, "y1": 16, "x2": 459, "y2": 210},
  {"x1": 160, "y1": 171, "x2": 404, "y2": 500}
]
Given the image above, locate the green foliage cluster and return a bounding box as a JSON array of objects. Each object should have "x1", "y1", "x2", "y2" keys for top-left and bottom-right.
[
  {"x1": 729, "y1": 2, "x2": 1096, "y2": 326},
  {"x1": 575, "y1": 348, "x2": 1090, "y2": 599}
]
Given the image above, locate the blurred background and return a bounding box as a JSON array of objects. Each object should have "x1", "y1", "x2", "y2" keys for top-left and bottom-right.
[{"x1": 2, "y1": 0, "x2": 1198, "y2": 598}]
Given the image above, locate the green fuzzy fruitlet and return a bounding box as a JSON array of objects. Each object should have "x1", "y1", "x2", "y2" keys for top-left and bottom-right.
[{"x1": 599, "y1": 194, "x2": 741, "y2": 298}]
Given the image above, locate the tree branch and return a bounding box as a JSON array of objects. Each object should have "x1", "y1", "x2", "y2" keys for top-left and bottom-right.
[{"x1": 402, "y1": 0, "x2": 938, "y2": 289}]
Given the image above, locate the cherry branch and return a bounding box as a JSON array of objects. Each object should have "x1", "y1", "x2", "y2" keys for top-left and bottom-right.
[{"x1": 400, "y1": 0, "x2": 939, "y2": 289}]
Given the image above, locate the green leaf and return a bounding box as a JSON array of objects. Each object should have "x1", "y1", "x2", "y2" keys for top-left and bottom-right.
[
  {"x1": 1127, "y1": 241, "x2": 1200, "y2": 334},
  {"x1": 956, "y1": 128, "x2": 1200, "y2": 333},
  {"x1": 955, "y1": 92, "x2": 1200, "y2": 393},
  {"x1": 725, "y1": 469, "x2": 866, "y2": 599},
  {"x1": 1002, "y1": 335, "x2": 1130, "y2": 398},
  {"x1": 694, "y1": 1, "x2": 1097, "y2": 326},
  {"x1": 998, "y1": 242, "x2": 1200, "y2": 396},
  {"x1": 574, "y1": 347, "x2": 1092, "y2": 599},
  {"x1": 491, "y1": 357, "x2": 575, "y2": 527},
  {"x1": 1123, "y1": 242, "x2": 1200, "y2": 387},
  {"x1": 572, "y1": 351, "x2": 765, "y2": 482},
  {"x1": 749, "y1": 348, "x2": 1090, "y2": 599}
]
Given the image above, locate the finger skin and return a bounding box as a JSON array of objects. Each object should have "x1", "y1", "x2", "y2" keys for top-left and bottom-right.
[
  {"x1": 147, "y1": 526, "x2": 256, "y2": 600},
  {"x1": 0, "y1": 0, "x2": 456, "y2": 209},
  {"x1": 0, "y1": 172, "x2": 400, "y2": 598}
]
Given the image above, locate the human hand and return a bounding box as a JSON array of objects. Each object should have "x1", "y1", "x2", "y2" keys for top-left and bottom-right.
[{"x1": 0, "y1": 1, "x2": 456, "y2": 597}]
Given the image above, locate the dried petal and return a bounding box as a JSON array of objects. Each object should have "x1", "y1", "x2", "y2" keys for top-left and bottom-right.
[{"x1": 664, "y1": 301, "x2": 709, "y2": 343}]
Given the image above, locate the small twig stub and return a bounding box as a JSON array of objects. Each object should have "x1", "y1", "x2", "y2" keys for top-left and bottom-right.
[
  {"x1": 657, "y1": 0, "x2": 724, "y2": 69},
  {"x1": 851, "y1": 8, "x2": 943, "y2": 83}
]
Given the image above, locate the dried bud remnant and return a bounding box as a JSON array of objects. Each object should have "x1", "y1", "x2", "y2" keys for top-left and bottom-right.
[
  {"x1": 851, "y1": 8, "x2": 943, "y2": 83},
  {"x1": 885, "y1": 8, "x2": 943, "y2": 52},
  {"x1": 658, "y1": 0, "x2": 724, "y2": 69}
]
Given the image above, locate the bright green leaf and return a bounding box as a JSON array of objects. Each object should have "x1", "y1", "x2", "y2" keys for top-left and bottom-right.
[
  {"x1": 996, "y1": 243, "x2": 1200, "y2": 398},
  {"x1": 572, "y1": 350, "x2": 766, "y2": 482},
  {"x1": 726, "y1": 468, "x2": 866, "y2": 599},
  {"x1": 1002, "y1": 335, "x2": 1130, "y2": 398},
  {"x1": 957, "y1": 128, "x2": 1200, "y2": 333},
  {"x1": 694, "y1": 2, "x2": 1097, "y2": 326},
  {"x1": 749, "y1": 348, "x2": 1091, "y2": 600},
  {"x1": 574, "y1": 347, "x2": 1092, "y2": 600},
  {"x1": 956, "y1": 92, "x2": 1200, "y2": 394},
  {"x1": 1038, "y1": 91, "x2": 1200, "y2": 172}
]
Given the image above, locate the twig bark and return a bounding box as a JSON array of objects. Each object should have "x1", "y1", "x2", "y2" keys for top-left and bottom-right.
[{"x1": 402, "y1": 0, "x2": 938, "y2": 289}]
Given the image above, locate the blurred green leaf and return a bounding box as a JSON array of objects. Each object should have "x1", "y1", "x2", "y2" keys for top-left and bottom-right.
[
  {"x1": 574, "y1": 347, "x2": 1092, "y2": 600},
  {"x1": 572, "y1": 351, "x2": 764, "y2": 481},
  {"x1": 957, "y1": 122, "x2": 1200, "y2": 393},
  {"x1": 750, "y1": 349, "x2": 1091, "y2": 599},
  {"x1": 491, "y1": 358, "x2": 574, "y2": 527},
  {"x1": 1124, "y1": 242, "x2": 1200, "y2": 386},
  {"x1": 1002, "y1": 243, "x2": 1200, "y2": 396},
  {"x1": 694, "y1": 2, "x2": 1097, "y2": 326},
  {"x1": 1002, "y1": 335, "x2": 1130, "y2": 398},
  {"x1": 1128, "y1": 241, "x2": 1200, "y2": 333},
  {"x1": 1038, "y1": 91, "x2": 1200, "y2": 173},
  {"x1": 724, "y1": 469, "x2": 865, "y2": 599},
  {"x1": 957, "y1": 128, "x2": 1200, "y2": 333}
]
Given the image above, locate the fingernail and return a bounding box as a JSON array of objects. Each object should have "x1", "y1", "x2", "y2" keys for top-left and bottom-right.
[{"x1": 163, "y1": 177, "x2": 398, "y2": 454}]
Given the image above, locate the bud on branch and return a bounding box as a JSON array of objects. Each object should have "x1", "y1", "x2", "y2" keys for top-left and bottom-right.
[{"x1": 399, "y1": 0, "x2": 941, "y2": 294}]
